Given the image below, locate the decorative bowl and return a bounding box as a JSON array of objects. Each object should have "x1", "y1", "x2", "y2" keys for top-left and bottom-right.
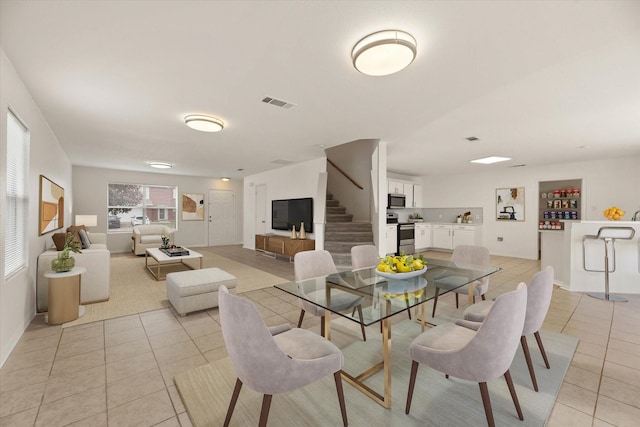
[{"x1": 376, "y1": 266, "x2": 427, "y2": 280}]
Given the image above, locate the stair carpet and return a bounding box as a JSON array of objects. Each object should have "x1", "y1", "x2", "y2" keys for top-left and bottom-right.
[{"x1": 325, "y1": 194, "x2": 374, "y2": 267}]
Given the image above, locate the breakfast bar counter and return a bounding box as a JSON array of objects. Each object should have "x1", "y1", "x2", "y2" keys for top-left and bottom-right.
[{"x1": 555, "y1": 221, "x2": 640, "y2": 294}]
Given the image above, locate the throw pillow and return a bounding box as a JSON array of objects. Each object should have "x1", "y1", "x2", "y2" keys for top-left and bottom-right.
[
  {"x1": 52, "y1": 233, "x2": 66, "y2": 251},
  {"x1": 78, "y1": 229, "x2": 91, "y2": 249},
  {"x1": 66, "y1": 225, "x2": 86, "y2": 247}
]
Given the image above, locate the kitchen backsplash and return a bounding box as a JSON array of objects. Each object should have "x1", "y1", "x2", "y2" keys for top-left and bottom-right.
[{"x1": 388, "y1": 207, "x2": 483, "y2": 224}]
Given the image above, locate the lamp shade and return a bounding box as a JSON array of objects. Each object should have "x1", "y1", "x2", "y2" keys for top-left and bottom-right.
[
  {"x1": 352, "y1": 30, "x2": 417, "y2": 76},
  {"x1": 75, "y1": 215, "x2": 97, "y2": 227}
]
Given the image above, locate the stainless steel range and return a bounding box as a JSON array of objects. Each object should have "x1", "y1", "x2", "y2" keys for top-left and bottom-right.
[{"x1": 398, "y1": 223, "x2": 415, "y2": 255}]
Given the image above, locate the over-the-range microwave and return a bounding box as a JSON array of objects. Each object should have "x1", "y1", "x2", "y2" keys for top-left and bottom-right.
[{"x1": 388, "y1": 193, "x2": 406, "y2": 209}]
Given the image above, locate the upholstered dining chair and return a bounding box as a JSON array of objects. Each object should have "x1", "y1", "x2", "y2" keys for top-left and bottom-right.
[
  {"x1": 295, "y1": 249, "x2": 366, "y2": 341},
  {"x1": 218, "y1": 285, "x2": 348, "y2": 427},
  {"x1": 431, "y1": 245, "x2": 490, "y2": 317},
  {"x1": 351, "y1": 244, "x2": 412, "y2": 322},
  {"x1": 406, "y1": 283, "x2": 527, "y2": 427},
  {"x1": 463, "y1": 266, "x2": 555, "y2": 392}
]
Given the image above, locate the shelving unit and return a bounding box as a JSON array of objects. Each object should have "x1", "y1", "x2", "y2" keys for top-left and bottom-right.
[{"x1": 538, "y1": 179, "x2": 582, "y2": 231}]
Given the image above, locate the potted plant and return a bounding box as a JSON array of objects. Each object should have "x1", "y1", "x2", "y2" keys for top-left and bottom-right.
[
  {"x1": 161, "y1": 234, "x2": 170, "y2": 248},
  {"x1": 51, "y1": 233, "x2": 82, "y2": 272}
]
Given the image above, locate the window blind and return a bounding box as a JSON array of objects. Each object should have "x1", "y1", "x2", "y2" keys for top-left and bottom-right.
[{"x1": 5, "y1": 111, "x2": 30, "y2": 278}]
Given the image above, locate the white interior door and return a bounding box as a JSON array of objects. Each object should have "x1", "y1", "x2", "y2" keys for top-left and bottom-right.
[
  {"x1": 208, "y1": 189, "x2": 235, "y2": 246},
  {"x1": 255, "y1": 184, "x2": 267, "y2": 236}
]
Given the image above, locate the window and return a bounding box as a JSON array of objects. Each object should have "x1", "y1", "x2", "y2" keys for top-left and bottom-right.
[
  {"x1": 5, "y1": 111, "x2": 30, "y2": 278},
  {"x1": 108, "y1": 183, "x2": 177, "y2": 232}
]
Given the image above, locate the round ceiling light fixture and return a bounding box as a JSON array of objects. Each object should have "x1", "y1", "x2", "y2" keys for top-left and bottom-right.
[
  {"x1": 147, "y1": 161, "x2": 173, "y2": 169},
  {"x1": 351, "y1": 30, "x2": 417, "y2": 76},
  {"x1": 221, "y1": 177, "x2": 230, "y2": 182},
  {"x1": 184, "y1": 114, "x2": 224, "y2": 132}
]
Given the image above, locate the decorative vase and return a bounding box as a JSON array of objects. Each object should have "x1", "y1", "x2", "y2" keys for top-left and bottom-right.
[
  {"x1": 291, "y1": 225, "x2": 297, "y2": 239},
  {"x1": 51, "y1": 255, "x2": 75, "y2": 272},
  {"x1": 299, "y1": 222, "x2": 306, "y2": 239}
]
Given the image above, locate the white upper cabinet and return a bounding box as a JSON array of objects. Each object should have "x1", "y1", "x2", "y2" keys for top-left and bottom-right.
[
  {"x1": 388, "y1": 180, "x2": 404, "y2": 194},
  {"x1": 387, "y1": 180, "x2": 422, "y2": 208}
]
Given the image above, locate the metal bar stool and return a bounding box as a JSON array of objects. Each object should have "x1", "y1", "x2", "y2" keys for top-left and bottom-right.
[{"x1": 582, "y1": 226, "x2": 635, "y2": 302}]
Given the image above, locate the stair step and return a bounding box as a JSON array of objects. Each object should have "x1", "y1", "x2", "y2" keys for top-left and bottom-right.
[
  {"x1": 326, "y1": 200, "x2": 339, "y2": 207},
  {"x1": 325, "y1": 222, "x2": 371, "y2": 231},
  {"x1": 325, "y1": 231, "x2": 374, "y2": 242},
  {"x1": 331, "y1": 253, "x2": 353, "y2": 268},
  {"x1": 326, "y1": 213, "x2": 353, "y2": 223},
  {"x1": 325, "y1": 241, "x2": 375, "y2": 253},
  {"x1": 326, "y1": 206, "x2": 346, "y2": 214}
]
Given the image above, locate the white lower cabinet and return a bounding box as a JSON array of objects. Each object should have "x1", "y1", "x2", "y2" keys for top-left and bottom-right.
[
  {"x1": 432, "y1": 225, "x2": 453, "y2": 250},
  {"x1": 452, "y1": 225, "x2": 477, "y2": 247},
  {"x1": 386, "y1": 225, "x2": 398, "y2": 255},
  {"x1": 415, "y1": 223, "x2": 431, "y2": 251}
]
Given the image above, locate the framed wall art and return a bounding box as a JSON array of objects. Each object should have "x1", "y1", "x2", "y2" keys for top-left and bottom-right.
[
  {"x1": 39, "y1": 175, "x2": 65, "y2": 235},
  {"x1": 496, "y1": 187, "x2": 525, "y2": 221},
  {"x1": 181, "y1": 193, "x2": 205, "y2": 221}
]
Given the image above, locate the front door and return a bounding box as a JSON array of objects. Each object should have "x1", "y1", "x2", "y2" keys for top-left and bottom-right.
[{"x1": 208, "y1": 189, "x2": 235, "y2": 246}]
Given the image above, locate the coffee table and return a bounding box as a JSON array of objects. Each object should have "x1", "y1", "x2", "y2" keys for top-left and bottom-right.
[{"x1": 145, "y1": 247, "x2": 203, "y2": 281}]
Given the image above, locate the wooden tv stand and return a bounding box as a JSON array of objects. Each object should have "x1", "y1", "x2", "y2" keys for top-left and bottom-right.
[{"x1": 255, "y1": 234, "x2": 315, "y2": 261}]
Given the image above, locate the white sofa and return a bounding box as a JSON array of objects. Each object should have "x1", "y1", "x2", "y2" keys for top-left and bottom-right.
[
  {"x1": 37, "y1": 232, "x2": 110, "y2": 312},
  {"x1": 132, "y1": 224, "x2": 175, "y2": 255}
]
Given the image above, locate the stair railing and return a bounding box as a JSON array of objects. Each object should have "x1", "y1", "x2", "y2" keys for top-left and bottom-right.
[{"x1": 327, "y1": 158, "x2": 363, "y2": 190}]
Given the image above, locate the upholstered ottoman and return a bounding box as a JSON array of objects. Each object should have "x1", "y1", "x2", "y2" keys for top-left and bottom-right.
[{"x1": 167, "y1": 268, "x2": 237, "y2": 316}]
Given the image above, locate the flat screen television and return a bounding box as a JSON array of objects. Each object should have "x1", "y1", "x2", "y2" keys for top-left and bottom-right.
[{"x1": 272, "y1": 197, "x2": 313, "y2": 233}]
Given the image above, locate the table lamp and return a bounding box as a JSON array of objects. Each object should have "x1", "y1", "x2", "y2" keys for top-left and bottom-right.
[{"x1": 75, "y1": 214, "x2": 98, "y2": 228}]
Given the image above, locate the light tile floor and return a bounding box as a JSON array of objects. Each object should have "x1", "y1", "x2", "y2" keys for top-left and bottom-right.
[{"x1": 1, "y1": 248, "x2": 639, "y2": 426}]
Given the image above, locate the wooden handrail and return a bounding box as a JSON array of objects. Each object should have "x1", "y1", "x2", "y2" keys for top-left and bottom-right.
[{"x1": 327, "y1": 158, "x2": 364, "y2": 190}]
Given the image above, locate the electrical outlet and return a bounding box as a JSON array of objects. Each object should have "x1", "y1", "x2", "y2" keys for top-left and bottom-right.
[
  {"x1": 497, "y1": 237, "x2": 504, "y2": 242},
  {"x1": 475, "y1": 214, "x2": 480, "y2": 220}
]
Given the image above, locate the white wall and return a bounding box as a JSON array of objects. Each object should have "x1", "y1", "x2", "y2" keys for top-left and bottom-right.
[
  {"x1": 0, "y1": 49, "x2": 73, "y2": 366},
  {"x1": 73, "y1": 166, "x2": 243, "y2": 253},
  {"x1": 420, "y1": 156, "x2": 640, "y2": 259},
  {"x1": 326, "y1": 139, "x2": 377, "y2": 221},
  {"x1": 243, "y1": 158, "x2": 327, "y2": 249}
]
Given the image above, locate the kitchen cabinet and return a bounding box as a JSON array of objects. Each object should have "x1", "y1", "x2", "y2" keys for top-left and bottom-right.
[
  {"x1": 453, "y1": 225, "x2": 476, "y2": 247},
  {"x1": 411, "y1": 184, "x2": 422, "y2": 208},
  {"x1": 387, "y1": 180, "x2": 422, "y2": 208},
  {"x1": 432, "y1": 225, "x2": 453, "y2": 250},
  {"x1": 415, "y1": 223, "x2": 431, "y2": 251},
  {"x1": 386, "y1": 225, "x2": 398, "y2": 255},
  {"x1": 388, "y1": 180, "x2": 404, "y2": 195}
]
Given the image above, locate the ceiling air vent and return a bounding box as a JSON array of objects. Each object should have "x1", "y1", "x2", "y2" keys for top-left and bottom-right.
[
  {"x1": 270, "y1": 159, "x2": 295, "y2": 165},
  {"x1": 465, "y1": 136, "x2": 479, "y2": 141},
  {"x1": 509, "y1": 164, "x2": 527, "y2": 168},
  {"x1": 262, "y1": 96, "x2": 295, "y2": 109}
]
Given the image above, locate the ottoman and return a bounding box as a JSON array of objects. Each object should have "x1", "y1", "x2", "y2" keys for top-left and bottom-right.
[{"x1": 167, "y1": 268, "x2": 237, "y2": 316}]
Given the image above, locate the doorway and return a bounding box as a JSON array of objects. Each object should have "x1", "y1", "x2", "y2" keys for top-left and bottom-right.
[
  {"x1": 208, "y1": 189, "x2": 235, "y2": 246},
  {"x1": 255, "y1": 184, "x2": 267, "y2": 237}
]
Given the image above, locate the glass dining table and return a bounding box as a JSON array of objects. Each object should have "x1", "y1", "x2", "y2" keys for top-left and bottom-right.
[{"x1": 274, "y1": 257, "x2": 501, "y2": 408}]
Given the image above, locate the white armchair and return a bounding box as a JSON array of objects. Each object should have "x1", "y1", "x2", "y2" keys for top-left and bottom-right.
[{"x1": 131, "y1": 224, "x2": 175, "y2": 255}]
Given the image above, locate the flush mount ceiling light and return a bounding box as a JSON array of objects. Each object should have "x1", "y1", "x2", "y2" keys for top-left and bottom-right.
[
  {"x1": 351, "y1": 30, "x2": 417, "y2": 76},
  {"x1": 147, "y1": 161, "x2": 173, "y2": 169},
  {"x1": 184, "y1": 114, "x2": 224, "y2": 132},
  {"x1": 221, "y1": 177, "x2": 230, "y2": 182},
  {"x1": 470, "y1": 156, "x2": 512, "y2": 165}
]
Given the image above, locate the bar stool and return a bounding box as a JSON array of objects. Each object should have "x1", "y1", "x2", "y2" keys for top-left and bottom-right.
[{"x1": 582, "y1": 226, "x2": 635, "y2": 302}]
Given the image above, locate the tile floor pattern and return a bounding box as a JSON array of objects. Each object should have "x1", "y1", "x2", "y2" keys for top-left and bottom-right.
[{"x1": 1, "y1": 248, "x2": 639, "y2": 426}]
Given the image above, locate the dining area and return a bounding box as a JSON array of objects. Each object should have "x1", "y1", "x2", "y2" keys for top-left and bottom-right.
[{"x1": 198, "y1": 246, "x2": 579, "y2": 427}]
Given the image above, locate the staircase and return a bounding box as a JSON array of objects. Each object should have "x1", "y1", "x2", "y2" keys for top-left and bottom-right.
[{"x1": 325, "y1": 194, "x2": 374, "y2": 267}]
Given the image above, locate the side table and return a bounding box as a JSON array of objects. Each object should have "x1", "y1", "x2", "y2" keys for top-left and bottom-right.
[{"x1": 44, "y1": 267, "x2": 87, "y2": 324}]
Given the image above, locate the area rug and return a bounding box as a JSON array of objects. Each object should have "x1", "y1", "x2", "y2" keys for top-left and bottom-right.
[
  {"x1": 62, "y1": 249, "x2": 289, "y2": 328},
  {"x1": 174, "y1": 318, "x2": 578, "y2": 427}
]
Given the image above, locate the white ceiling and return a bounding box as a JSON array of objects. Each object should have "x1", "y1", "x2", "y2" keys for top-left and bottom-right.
[{"x1": 1, "y1": 1, "x2": 639, "y2": 179}]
